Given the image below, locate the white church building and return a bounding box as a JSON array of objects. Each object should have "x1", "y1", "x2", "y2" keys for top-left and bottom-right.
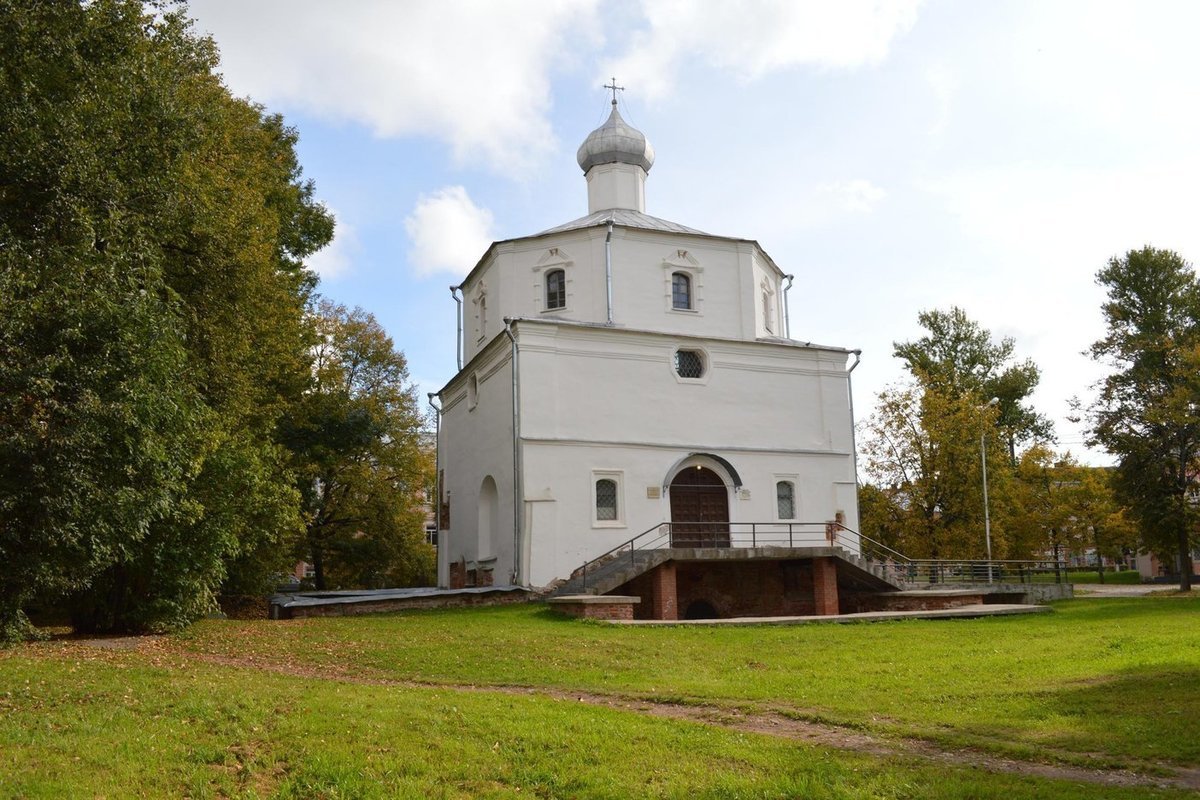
[{"x1": 432, "y1": 97, "x2": 866, "y2": 618}]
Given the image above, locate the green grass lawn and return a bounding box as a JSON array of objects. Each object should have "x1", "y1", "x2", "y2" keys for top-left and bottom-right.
[
  {"x1": 2, "y1": 596, "x2": 1198, "y2": 798},
  {"x1": 1068, "y1": 569, "x2": 1144, "y2": 584},
  {"x1": 1030, "y1": 569, "x2": 1143, "y2": 584}
]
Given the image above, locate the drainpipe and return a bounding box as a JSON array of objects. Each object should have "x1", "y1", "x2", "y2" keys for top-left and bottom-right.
[
  {"x1": 450, "y1": 285, "x2": 463, "y2": 370},
  {"x1": 604, "y1": 220, "x2": 614, "y2": 325},
  {"x1": 502, "y1": 318, "x2": 523, "y2": 585},
  {"x1": 782, "y1": 274, "x2": 795, "y2": 339},
  {"x1": 847, "y1": 348, "x2": 863, "y2": 488},
  {"x1": 427, "y1": 392, "x2": 443, "y2": 583}
]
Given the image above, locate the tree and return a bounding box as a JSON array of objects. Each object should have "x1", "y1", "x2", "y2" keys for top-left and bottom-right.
[
  {"x1": 0, "y1": 0, "x2": 333, "y2": 638},
  {"x1": 860, "y1": 381, "x2": 1012, "y2": 561},
  {"x1": 0, "y1": 246, "x2": 203, "y2": 642},
  {"x1": 894, "y1": 307, "x2": 1053, "y2": 462},
  {"x1": 1089, "y1": 246, "x2": 1200, "y2": 591},
  {"x1": 1064, "y1": 466, "x2": 1137, "y2": 583},
  {"x1": 282, "y1": 301, "x2": 434, "y2": 590},
  {"x1": 1006, "y1": 446, "x2": 1076, "y2": 564}
]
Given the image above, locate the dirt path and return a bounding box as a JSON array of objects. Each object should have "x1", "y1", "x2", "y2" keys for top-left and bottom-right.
[{"x1": 69, "y1": 636, "x2": 1196, "y2": 793}]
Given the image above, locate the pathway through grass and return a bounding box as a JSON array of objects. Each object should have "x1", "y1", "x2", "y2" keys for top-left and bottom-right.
[{"x1": 2, "y1": 596, "x2": 1197, "y2": 798}]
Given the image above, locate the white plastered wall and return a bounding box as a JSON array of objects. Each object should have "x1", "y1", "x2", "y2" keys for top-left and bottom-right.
[
  {"x1": 436, "y1": 339, "x2": 517, "y2": 587},
  {"x1": 514, "y1": 321, "x2": 859, "y2": 587}
]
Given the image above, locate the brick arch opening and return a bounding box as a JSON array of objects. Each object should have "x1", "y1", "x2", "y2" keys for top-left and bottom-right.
[{"x1": 684, "y1": 599, "x2": 719, "y2": 620}]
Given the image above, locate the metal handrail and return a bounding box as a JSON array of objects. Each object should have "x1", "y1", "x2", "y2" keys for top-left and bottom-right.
[
  {"x1": 572, "y1": 519, "x2": 1070, "y2": 591},
  {"x1": 577, "y1": 520, "x2": 863, "y2": 591}
]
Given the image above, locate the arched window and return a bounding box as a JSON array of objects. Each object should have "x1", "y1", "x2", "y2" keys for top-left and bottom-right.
[
  {"x1": 776, "y1": 481, "x2": 796, "y2": 520},
  {"x1": 672, "y1": 272, "x2": 692, "y2": 310},
  {"x1": 762, "y1": 288, "x2": 774, "y2": 333},
  {"x1": 546, "y1": 268, "x2": 566, "y2": 310},
  {"x1": 595, "y1": 478, "x2": 618, "y2": 521}
]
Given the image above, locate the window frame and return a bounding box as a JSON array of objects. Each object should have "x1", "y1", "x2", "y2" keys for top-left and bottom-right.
[
  {"x1": 545, "y1": 267, "x2": 567, "y2": 311},
  {"x1": 774, "y1": 477, "x2": 798, "y2": 521},
  {"x1": 662, "y1": 252, "x2": 703, "y2": 315},
  {"x1": 591, "y1": 470, "x2": 626, "y2": 528},
  {"x1": 671, "y1": 271, "x2": 693, "y2": 311},
  {"x1": 670, "y1": 345, "x2": 710, "y2": 384},
  {"x1": 674, "y1": 348, "x2": 705, "y2": 379}
]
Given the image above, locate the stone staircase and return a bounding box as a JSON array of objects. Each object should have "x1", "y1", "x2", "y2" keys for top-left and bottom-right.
[
  {"x1": 553, "y1": 549, "x2": 673, "y2": 596},
  {"x1": 551, "y1": 545, "x2": 903, "y2": 598}
]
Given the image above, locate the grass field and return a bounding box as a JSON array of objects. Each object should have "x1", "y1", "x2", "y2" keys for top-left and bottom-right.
[
  {"x1": 1029, "y1": 569, "x2": 1144, "y2": 584},
  {"x1": 2, "y1": 596, "x2": 1198, "y2": 798}
]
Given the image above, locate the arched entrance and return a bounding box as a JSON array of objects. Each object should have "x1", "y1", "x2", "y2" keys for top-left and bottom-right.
[{"x1": 669, "y1": 466, "x2": 730, "y2": 547}]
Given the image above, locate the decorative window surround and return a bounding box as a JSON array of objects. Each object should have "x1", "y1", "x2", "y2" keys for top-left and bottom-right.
[
  {"x1": 761, "y1": 279, "x2": 776, "y2": 335},
  {"x1": 774, "y1": 475, "x2": 799, "y2": 521},
  {"x1": 474, "y1": 281, "x2": 488, "y2": 342},
  {"x1": 533, "y1": 247, "x2": 574, "y2": 313},
  {"x1": 591, "y1": 470, "x2": 625, "y2": 528},
  {"x1": 662, "y1": 249, "x2": 703, "y2": 314}
]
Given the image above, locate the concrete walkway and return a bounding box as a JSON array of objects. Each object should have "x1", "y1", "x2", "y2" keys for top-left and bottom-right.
[
  {"x1": 610, "y1": 603, "x2": 1051, "y2": 626},
  {"x1": 1071, "y1": 584, "x2": 1178, "y2": 597}
]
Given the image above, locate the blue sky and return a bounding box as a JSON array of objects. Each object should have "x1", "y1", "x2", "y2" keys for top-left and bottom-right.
[{"x1": 187, "y1": 0, "x2": 1200, "y2": 465}]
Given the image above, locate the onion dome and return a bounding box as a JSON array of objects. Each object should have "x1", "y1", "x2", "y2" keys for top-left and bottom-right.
[{"x1": 576, "y1": 102, "x2": 655, "y2": 174}]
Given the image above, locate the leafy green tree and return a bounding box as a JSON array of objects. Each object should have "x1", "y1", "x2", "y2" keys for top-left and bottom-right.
[
  {"x1": 1006, "y1": 446, "x2": 1088, "y2": 572},
  {"x1": 894, "y1": 307, "x2": 1053, "y2": 462},
  {"x1": 860, "y1": 382, "x2": 1012, "y2": 561},
  {"x1": 1089, "y1": 246, "x2": 1200, "y2": 591},
  {"x1": 0, "y1": 0, "x2": 333, "y2": 637},
  {"x1": 0, "y1": 248, "x2": 203, "y2": 642},
  {"x1": 283, "y1": 302, "x2": 434, "y2": 590},
  {"x1": 1065, "y1": 466, "x2": 1137, "y2": 583}
]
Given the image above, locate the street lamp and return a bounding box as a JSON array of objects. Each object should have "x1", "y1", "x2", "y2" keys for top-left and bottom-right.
[{"x1": 981, "y1": 397, "x2": 999, "y2": 583}]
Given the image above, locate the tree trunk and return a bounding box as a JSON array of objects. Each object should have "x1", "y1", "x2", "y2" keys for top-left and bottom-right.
[
  {"x1": 1052, "y1": 534, "x2": 1062, "y2": 583},
  {"x1": 313, "y1": 546, "x2": 326, "y2": 591},
  {"x1": 1178, "y1": 527, "x2": 1194, "y2": 592}
]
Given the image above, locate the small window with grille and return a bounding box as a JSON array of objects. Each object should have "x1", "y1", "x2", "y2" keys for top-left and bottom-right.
[
  {"x1": 776, "y1": 480, "x2": 796, "y2": 520},
  {"x1": 674, "y1": 349, "x2": 704, "y2": 379},
  {"x1": 546, "y1": 268, "x2": 566, "y2": 310},
  {"x1": 595, "y1": 479, "x2": 618, "y2": 521}
]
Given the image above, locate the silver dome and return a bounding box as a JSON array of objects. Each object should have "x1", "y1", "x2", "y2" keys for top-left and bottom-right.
[{"x1": 576, "y1": 103, "x2": 655, "y2": 174}]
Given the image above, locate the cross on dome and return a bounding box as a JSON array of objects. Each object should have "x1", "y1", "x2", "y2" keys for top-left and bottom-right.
[{"x1": 603, "y1": 77, "x2": 624, "y2": 106}]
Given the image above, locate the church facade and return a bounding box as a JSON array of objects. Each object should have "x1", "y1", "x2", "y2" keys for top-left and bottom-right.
[{"x1": 433, "y1": 99, "x2": 861, "y2": 591}]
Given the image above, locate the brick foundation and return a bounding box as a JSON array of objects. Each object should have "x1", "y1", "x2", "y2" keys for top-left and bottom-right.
[
  {"x1": 813, "y1": 556, "x2": 839, "y2": 616},
  {"x1": 548, "y1": 595, "x2": 639, "y2": 621},
  {"x1": 449, "y1": 560, "x2": 466, "y2": 589},
  {"x1": 651, "y1": 561, "x2": 678, "y2": 620},
  {"x1": 859, "y1": 591, "x2": 985, "y2": 612},
  {"x1": 617, "y1": 559, "x2": 831, "y2": 620}
]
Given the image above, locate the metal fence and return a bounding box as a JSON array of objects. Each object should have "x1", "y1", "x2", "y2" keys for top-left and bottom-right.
[{"x1": 573, "y1": 520, "x2": 1068, "y2": 591}]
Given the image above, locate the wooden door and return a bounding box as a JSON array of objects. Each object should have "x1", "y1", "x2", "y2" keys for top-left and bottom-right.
[{"x1": 669, "y1": 467, "x2": 730, "y2": 547}]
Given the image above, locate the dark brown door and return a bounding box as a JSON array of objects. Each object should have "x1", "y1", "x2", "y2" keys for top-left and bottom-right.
[{"x1": 669, "y1": 467, "x2": 730, "y2": 547}]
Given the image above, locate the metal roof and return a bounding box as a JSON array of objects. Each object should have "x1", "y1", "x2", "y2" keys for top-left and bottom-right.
[{"x1": 537, "y1": 208, "x2": 711, "y2": 237}]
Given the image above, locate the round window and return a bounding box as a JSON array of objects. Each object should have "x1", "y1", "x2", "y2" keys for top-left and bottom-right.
[{"x1": 674, "y1": 349, "x2": 705, "y2": 379}]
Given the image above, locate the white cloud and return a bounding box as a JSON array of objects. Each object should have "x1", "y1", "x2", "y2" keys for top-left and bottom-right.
[
  {"x1": 187, "y1": 0, "x2": 601, "y2": 172},
  {"x1": 817, "y1": 179, "x2": 886, "y2": 214},
  {"x1": 608, "y1": 0, "x2": 922, "y2": 100},
  {"x1": 306, "y1": 208, "x2": 357, "y2": 281},
  {"x1": 404, "y1": 186, "x2": 496, "y2": 278},
  {"x1": 924, "y1": 63, "x2": 958, "y2": 138}
]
